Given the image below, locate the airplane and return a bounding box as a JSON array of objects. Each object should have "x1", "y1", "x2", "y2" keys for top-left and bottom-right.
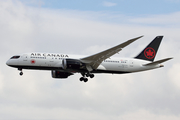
[{"x1": 6, "y1": 36, "x2": 172, "y2": 82}]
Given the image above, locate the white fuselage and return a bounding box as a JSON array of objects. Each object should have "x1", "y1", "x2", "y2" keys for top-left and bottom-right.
[
  {"x1": 6, "y1": 52, "x2": 162, "y2": 74},
  {"x1": 6, "y1": 36, "x2": 171, "y2": 82}
]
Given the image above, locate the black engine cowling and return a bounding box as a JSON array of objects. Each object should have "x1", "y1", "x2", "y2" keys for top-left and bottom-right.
[
  {"x1": 51, "y1": 70, "x2": 73, "y2": 78},
  {"x1": 62, "y1": 59, "x2": 86, "y2": 70}
]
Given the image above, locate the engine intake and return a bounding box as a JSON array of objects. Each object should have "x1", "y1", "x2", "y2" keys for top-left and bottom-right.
[
  {"x1": 62, "y1": 59, "x2": 86, "y2": 70},
  {"x1": 51, "y1": 70, "x2": 73, "y2": 78}
]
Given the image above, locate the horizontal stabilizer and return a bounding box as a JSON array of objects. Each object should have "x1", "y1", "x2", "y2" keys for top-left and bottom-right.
[{"x1": 143, "y1": 58, "x2": 173, "y2": 66}]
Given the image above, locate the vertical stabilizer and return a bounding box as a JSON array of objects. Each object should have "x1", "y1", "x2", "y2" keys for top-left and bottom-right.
[{"x1": 135, "y1": 36, "x2": 163, "y2": 61}]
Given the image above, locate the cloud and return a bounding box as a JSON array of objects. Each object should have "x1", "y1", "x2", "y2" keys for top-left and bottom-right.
[
  {"x1": 130, "y1": 12, "x2": 180, "y2": 27},
  {"x1": 120, "y1": 109, "x2": 180, "y2": 120},
  {"x1": 19, "y1": 0, "x2": 45, "y2": 7},
  {"x1": 0, "y1": 0, "x2": 180, "y2": 119},
  {"x1": 168, "y1": 63, "x2": 180, "y2": 89},
  {"x1": 0, "y1": 71, "x2": 4, "y2": 93},
  {"x1": 103, "y1": 1, "x2": 117, "y2": 7}
]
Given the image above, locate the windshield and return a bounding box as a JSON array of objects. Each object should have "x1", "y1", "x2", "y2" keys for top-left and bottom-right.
[{"x1": 10, "y1": 56, "x2": 20, "y2": 59}]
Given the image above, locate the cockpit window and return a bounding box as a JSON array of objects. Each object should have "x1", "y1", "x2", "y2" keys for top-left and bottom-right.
[{"x1": 10, "y1": 56, "x2": 20, "y2": 59}]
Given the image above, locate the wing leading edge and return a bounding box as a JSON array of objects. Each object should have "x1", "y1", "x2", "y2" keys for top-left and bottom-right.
[{"x1": 80, "y1": 36, "x2": 143, "y2": 70}]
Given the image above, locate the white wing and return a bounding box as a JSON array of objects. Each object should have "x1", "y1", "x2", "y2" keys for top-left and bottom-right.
[{"x1": 80, "y1": 36, "x2": 143, "y2": 70}]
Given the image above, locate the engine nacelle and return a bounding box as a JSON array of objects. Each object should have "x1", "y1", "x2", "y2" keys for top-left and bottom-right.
[
  {"x1": 62, "y1": 59, "x2": 86, "y2": 70},
  {"x1": 51, "y1": 70, "x2": 73, "y2": 78}
]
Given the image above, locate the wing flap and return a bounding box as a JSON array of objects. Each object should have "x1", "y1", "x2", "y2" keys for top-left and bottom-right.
[{"x1": 81, "y1": 36, "x2": 143, "y2": 70}]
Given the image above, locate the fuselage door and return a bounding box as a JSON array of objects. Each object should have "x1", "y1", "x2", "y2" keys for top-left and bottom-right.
[
  {"x1": 23, "y1": 54, "x2": 28, "y2": 61},
  {"x1": 129, "y1": 60, "x2": 134, "y2": 68}
]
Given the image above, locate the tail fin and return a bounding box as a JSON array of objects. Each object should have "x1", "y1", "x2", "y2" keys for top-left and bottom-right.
[{"x1": 135, "y1": 36, "x2": 163, "y2": 61}]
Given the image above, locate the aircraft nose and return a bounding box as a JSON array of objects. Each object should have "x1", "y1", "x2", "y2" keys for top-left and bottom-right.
[{"x1": 6, "y1": 60, "x2": 10, "y2": 66}]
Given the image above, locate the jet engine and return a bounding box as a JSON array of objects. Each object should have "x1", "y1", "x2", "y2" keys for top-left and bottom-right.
[
  {"x1": 62, "y1": 59, "x2": 86, "y2": 70},
  {"x1": 51, "y1": 70, "x2": 73, "y2": 78}
]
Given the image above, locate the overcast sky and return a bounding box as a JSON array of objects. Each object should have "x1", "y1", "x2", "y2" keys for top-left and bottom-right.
[{"x1": 0, "y1": 0, "x2": 180, "y2": 119}]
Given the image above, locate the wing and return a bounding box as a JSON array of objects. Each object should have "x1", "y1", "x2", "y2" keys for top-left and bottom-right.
[{"x1": 80, "y1": 36, "x2": 143, "y2": 70}]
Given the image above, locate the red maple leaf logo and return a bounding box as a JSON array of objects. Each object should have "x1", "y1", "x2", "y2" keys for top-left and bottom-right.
[
  {"x1": 146, "y1": 50, "x2": 154, "y2": 56},
  {"x1": 144, "y1": 47, "x2": 155, "y2": 59},
  {"x1": 31, "y1": 60, "x2": 35, "y2": 64}
]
